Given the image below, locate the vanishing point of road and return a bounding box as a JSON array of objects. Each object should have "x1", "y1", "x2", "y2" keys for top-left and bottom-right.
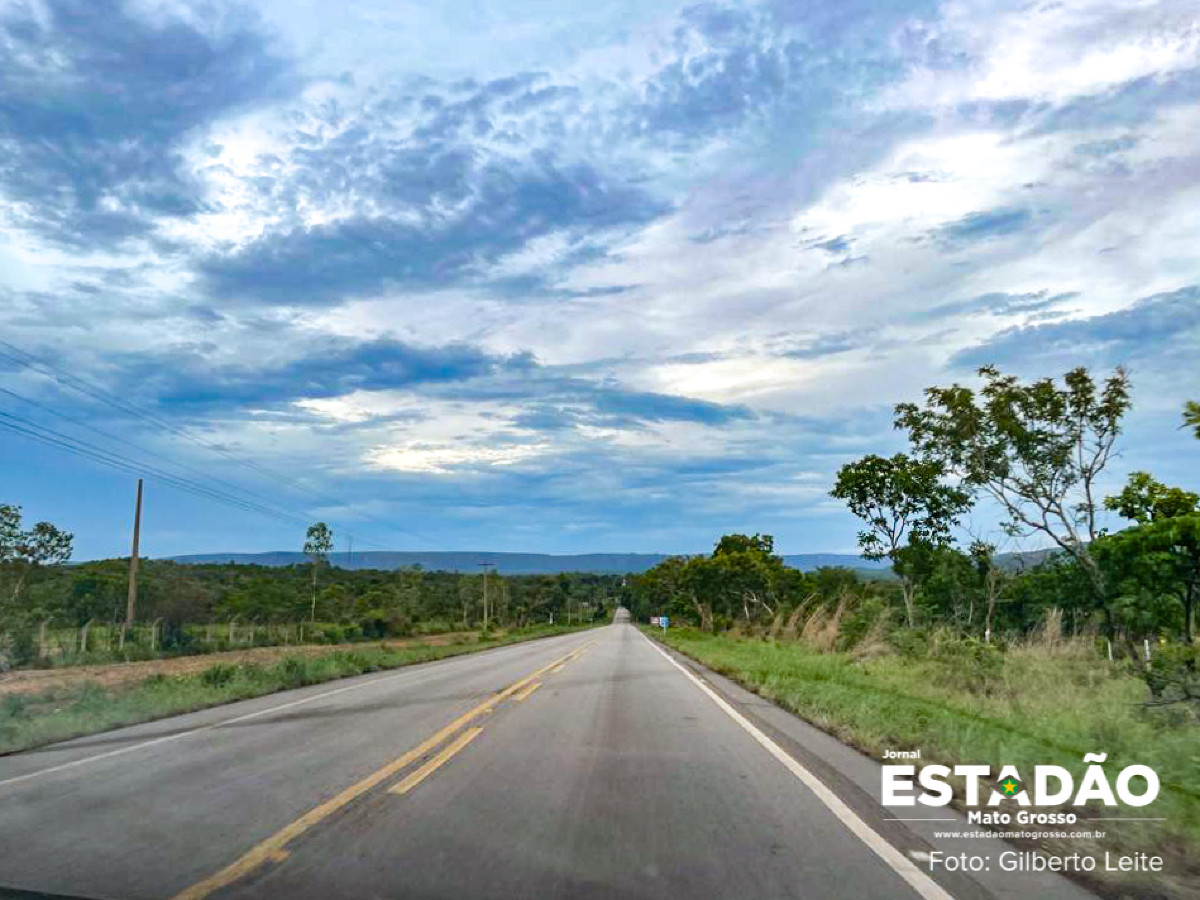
[{"x1": 0, "y1": 620, "x2": 1098, "y2": 900}]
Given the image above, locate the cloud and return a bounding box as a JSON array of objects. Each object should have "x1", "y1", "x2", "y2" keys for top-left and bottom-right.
[
  {"x1": 130, "y1": 338, "x2": 503, "y2": 407},
  {"x1": 0, "y1": 0, "x2": 292, "y2": 248},
  {"x1": 198, "y1": 153, "x2": 665, "y2": 304},
  {"x1": 914, "y1": 290, "x2": 1079, "y2": 322},
  {"x1": 952, "y1": 285, "x2": 1200, "y2": 369}
]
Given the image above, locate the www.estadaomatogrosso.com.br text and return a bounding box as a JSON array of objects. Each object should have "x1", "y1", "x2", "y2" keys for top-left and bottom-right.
[{"x1": 933, "y1": 829, "x2": 1105, "y2": 840}]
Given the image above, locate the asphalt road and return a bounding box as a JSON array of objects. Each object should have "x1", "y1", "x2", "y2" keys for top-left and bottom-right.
[{"x1": 0, "y1": 622, "x2": 1097, "y2": 900}]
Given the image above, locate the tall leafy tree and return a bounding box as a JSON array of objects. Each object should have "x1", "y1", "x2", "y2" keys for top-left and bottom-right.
[
  {"x1": 895, "y1": 365, "x2": 1130, "y2": 631},
  {"x1": 1105, "y1": 472, "x2": 1199, "y2": 524},
  {"x1": 830, "y1": 454, "x2": 971, "y2": 625},
  {"x1": 1104, "y1": 473, "x2": 1200, "y2": 641},
  {"x1": 303, "y1": 522, "x2": 334, "y2": 623},
  {"x1": 0, "y1": 505, "x2": 73, "y2": 606}
]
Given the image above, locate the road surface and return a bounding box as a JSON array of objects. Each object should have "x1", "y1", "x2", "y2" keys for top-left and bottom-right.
[{"x1": 0, "y1": 622, "x2": 1097, "y2": 900}]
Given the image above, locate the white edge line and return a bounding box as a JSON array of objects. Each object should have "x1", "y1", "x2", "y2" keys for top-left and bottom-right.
[
  {"x1": 0, "y1": 631, "x2": 591, "y2": 790},
  {"x1": 641, "y1": 632, "x2": 957, "y2": 900}
]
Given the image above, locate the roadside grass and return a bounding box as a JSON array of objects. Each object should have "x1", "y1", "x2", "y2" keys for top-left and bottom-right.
[
  {"x1": 0, "y1": 624, "x2": 596, "y2": 755},
  {"x1": 647, "y1": 626, "x2": 1200, "y2": 899}
]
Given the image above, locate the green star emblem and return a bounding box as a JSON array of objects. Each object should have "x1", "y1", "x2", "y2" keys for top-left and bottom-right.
[{"x1": 1001, "y1": 778, "x2": 1021, "y2": 797}]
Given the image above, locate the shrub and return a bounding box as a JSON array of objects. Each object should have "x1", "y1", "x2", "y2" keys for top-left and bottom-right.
[
  {"x1": 201, "y1": 663, "x2": 239, "y2": 688},
  {"x1": 275, "y1": 656, "x2": 313, "y2": 688},
  {"x1": 1, "y1": 694, "x2": 29, "y2": 720},
  {"x1": 1142, "y1": 642, "x2": 1200, "y2": 710},
  {"x1": 0, "y1": 629, "x2": 39, "y2": 670}
]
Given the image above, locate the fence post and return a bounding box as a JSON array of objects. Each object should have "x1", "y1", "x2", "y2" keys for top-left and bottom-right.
[
  {"x1": 80, "y1": 619, "x2": 94, "y2": 653},
  {"x1": 151, "y1": 618, "x2": 163, "y2": 651},
  {"x1": 229, "y1": 617, "x2": 238, "y2": 645},
  {"x1": 1144, "y1": 638, "x2": 1151, "y2": 662},
  {"x1": 1106, "y1": 638, "x2": 1113, "y2": 662},
  {"x1": 38, "y1": 618, "x2": 53, "y2": 659}
]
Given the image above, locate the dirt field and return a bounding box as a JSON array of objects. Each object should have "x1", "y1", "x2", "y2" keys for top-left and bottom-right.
[{"x1": 0, "y1": 632, "x2": 474, "y2": 696}]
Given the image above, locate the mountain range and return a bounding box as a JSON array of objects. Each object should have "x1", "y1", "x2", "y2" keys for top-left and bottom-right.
[{"x1": 166, "y1": 550, "x2": 893, "y2": 576}]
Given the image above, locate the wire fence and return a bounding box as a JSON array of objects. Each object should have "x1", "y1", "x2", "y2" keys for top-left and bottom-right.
[{"x1": 34, "y1": 619, "x2": 323, "y2": 663}]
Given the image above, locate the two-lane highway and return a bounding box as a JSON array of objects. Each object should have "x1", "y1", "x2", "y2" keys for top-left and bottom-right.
[{"x1": 0, "y1": 623, "x2": 1090, "y2": 900}]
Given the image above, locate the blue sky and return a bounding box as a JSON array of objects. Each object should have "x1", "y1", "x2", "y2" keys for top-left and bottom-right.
[{"x1": 1, "y1": 0, "x2": 1198, "y2": 560}]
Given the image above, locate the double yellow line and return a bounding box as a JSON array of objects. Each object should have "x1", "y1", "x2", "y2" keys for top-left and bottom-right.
[{"x1": 173, "y1": 639, "x2": 595, "y2": 900}]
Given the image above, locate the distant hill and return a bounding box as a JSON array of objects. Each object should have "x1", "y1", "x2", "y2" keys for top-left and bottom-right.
[{"x1": 166, "y1": 550, "x2": 892, "y2": 576}]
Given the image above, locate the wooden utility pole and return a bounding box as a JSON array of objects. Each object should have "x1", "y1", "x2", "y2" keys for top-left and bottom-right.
[
  {"x1": 125, "y1": 478, "x2": 143, "y2": 633},
  {"x1": 479, "y1": 563, "x2": 490, "y2": 628}
]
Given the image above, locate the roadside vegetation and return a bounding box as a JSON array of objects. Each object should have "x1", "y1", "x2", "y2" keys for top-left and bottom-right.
[
  {"x1": 0, "y1": 623, "x2": 595, "y2": 755},
  {"x1": 0, "y1": 532, "x2": 619, "y2": 669},
  {"x1": 626, "y1": 372, "x2": 1199, "y2": 898}
]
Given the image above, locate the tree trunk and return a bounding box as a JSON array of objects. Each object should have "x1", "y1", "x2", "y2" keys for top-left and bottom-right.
[
  {"x1": 310, "y1": 565, "x2": 318, "y2": 623},
  {"x1": 1184, "y1": 581, "x2": 1195, "y2": 644},
  {"x1": 901, "y1": 577, "x2": 915, "y2": 628}
]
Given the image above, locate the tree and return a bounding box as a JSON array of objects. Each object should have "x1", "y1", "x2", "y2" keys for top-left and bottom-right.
[
  {"x1": 303, "y1": 522, "x2": 334, "y2": 623},
  {"x1": 1104, "y1": 474, "x2": 1200, "y2": 641},
  {"x1": 830, "y1": 454, "x2": 971, "y2": 626},
  {"x1": 895, "y1": 365, "x2": 1131, "y2": 632},
  {"x1": 969, "y1": 540, "x2": 1008, "y2": 642},
  {"x1": 1104, "y1": 472, "x2": 1199, "y2": 524},
  {"x1": 0, "y1": 505, "x2": 73, "y2": 606},
  {"x1": 707, "y1": 534, "x2": 785, "y2": 624},
  {"x1": 1185, "y1": 401, "x2": 1200, "y2": 440}
]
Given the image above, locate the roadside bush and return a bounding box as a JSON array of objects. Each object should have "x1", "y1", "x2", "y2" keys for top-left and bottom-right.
[
  {"x1": 1142, "y1": 642, "x2": 1200, "y2": 710},
  {"x1": 1, "y1": 694, "x2": 29, "y2": 720},
  {"x1": 0, "y1": 629, "x2": 39, "y2": 670},
  {"x1": 839, "y1": 596, "x2": 889, "y2": 650},
  {"x1": 929, "y1": 632, "x2": 1005, "y2": 694},
  {"x1": 200, "y1": 663, "x2": 239, "y2": 688},
  {"x1": 887, "y1": 626, "x2": 932, "y2": 659},
  {"x1": 158, "y1": 621, "x2": 199, "y2": 654},
  {"x1": 275, "y1": 656, "x2": 314, "y2": 688}
]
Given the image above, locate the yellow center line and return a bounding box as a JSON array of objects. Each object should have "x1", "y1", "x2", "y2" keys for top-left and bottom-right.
[
  {"x1": 512, "y1": 681, "x2": 542, "y2": 702},
  {"x1": 171, "y1": 639, "x2": 595, "y2": 900},
  {"x1": 389, "y1": 727, "x2": 483, "y2": 795}
]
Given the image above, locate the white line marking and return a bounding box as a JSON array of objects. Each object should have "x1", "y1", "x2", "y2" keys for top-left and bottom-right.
[
  {"x1": 0, "y1": 633, "x2": 590, "y2": 790},
  {"x1": 641, "y1": 633, "x2": 956, "y2": 900}
]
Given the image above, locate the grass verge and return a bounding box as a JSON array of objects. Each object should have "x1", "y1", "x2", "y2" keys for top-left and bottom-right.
[
  {"x1": 0, "y1": 624, "x2": 597, "y2": 755},
  {"x1": 646, "y1": 626, "x2": 1200, "y2": 900}
]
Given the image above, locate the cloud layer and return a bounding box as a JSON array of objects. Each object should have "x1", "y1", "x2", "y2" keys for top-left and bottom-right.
[{"x1": 2, "y1": 0, "x2": 1199, "y2": 557}]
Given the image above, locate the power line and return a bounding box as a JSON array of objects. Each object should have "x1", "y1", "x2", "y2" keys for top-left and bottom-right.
[
  {"x1": 0, "y1": 411, "x2": 314, "y2": 529},
  {"x1": 0, "y1": 338, "x2": 437, "y2": 549},
  {"x1": 0, "y1": 385, "x2": 311, "y2": 521}
]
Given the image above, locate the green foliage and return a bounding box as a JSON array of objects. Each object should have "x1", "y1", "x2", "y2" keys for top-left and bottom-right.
[
  {"x1": 1105, "y1": 472, "x2": 1199, "y2": 524},
  {"x1": 895, "y1": 365, "x2": 1131, "y2": 614},
  {"x1": 1141, "y1": 642, "x2": 1200, "y2": 708},
  {"x1": 830, "y1": 454, "x2": 971, "y2": 561},
  {"x1": 201, "y1": 663, "x2": 239, "y2": 687},
  {"x1": 0, "y1": 548, "x2": 623, "y2": 670},
  {"x1": 1185, "y1": 400, "x2": 1200, "y2": 440}
]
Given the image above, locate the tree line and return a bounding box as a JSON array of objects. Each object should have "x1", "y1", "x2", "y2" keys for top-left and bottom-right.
[{"x1": 632, "y1": 367, "x2": 1199, "y2": 658}]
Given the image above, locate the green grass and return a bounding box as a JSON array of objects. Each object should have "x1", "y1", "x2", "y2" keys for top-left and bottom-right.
[
  {"x1": 647, "y1": 626, "x2": 1200, "y2": 896},
  {"x1": 0, "y1": 624, "x2": 596, "y2": 755}
]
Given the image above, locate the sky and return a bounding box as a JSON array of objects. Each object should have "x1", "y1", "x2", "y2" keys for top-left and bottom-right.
[{"x1": 1, "y1": 0, "x2": 1198, "y2": 560}]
